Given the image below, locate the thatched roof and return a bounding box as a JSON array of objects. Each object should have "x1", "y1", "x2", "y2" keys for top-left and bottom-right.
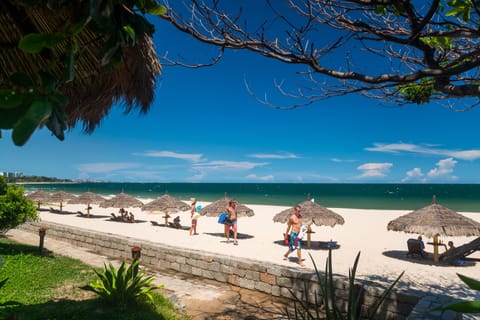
[
  {"x1": 49, "y1": 190, "x2": 76, "y2": 203},
  {"x1": 142, "y1": 194, "x2": 190, "y2": 212},
  {"x1": 273, "y1": 199, "x2": 344, "y2": 227},
  {"x1": 199, "y1": 195, "x2": 254, "y2": 217},
  {"x1": 0, "y1": 2, "x2": 161, "y2": 132},
  {"x1": 25, "y1": 189, "x2": 51, "y2": 201},
  {"x1": 68, "y1": 191, "x2": 105, "y2": 205},
  {"x1": 387, "y1": 196, "x2": 480, "y2": 238},
  {"x1": 100, "y1": 192, "x2": 143, "y2": 209}
]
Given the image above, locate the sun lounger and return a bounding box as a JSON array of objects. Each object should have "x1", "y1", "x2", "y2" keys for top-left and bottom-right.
[
  {"x1": 406, "y1": 239, "x2": 426, "y2": 258},
  {"x1": 442, "y1": 237, "x2": 480, "y2": 265}
]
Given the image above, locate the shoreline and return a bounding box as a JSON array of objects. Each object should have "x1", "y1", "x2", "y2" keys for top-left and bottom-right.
[{"x1": 31, "y1": 199, "x2": 480, "y2": 302}]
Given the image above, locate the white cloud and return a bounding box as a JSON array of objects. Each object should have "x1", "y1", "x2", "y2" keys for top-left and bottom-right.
[
  {"x1": 401, "y1": 168, "x2": 424, "y2": 182},
  {"x1": 248, "y1": 152, "x2": 299, "y2": 159},
  {"x1": 428, "y1": 158, "x2": 457, "y2": 177},
  {"x1": 192, "y1": 160, "x2": 268, "y2": 170},
  {"x1": 135, "y1": 150, "x2": 204, "y2": 162},
  {"x1": 366, "y1": 143, "x2": 480, "y2": 160},
  {"x1": 76, "y1": 162, "x2": 139, "y2": 173},
  {"x1": 357, "y1": 162, "x2": 392, "y2": 177},
  {"x1": 245, "y1": 174, "x2": 274, "y2": 181},
  {"x1": 331, "y1": 158, "x2": 356, "y2": 163}
]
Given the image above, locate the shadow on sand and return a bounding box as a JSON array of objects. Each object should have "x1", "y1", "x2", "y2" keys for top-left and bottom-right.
[
  {"x1": 204, "y1": 232, "x2": 254, "y2": 240},
  {"x1": 273, "y1": 239, "x2": 341, "y2": 251},
  {"x1": 383, "y1": 250, "x2": 476, "y2": 267}
]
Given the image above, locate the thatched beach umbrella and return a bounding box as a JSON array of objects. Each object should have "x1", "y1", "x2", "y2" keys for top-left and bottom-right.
[
  {"x1": 68, "y1": 191, "x2": 106, "y2": 217},
  {"x1": 0, "y1": 4, "x2": 161, "y2": 135},
  {"x1": 142, "y1": 193, "x2": 190, "y2": 225},
  {"x1": 25, "y1": 190, "x2": 51, "y2": 209},
  {"x1": 48, "y1": 191, "x2": 77, "y2": 212},
  {"x1": 199, "y1": 193, "x2": 254, "y2": 218},
  {"x1": 387, "y1": 195, "x2": 480, "y2": 263},
  {"x1": 273, "y1": 196, "x2": 345, "y2": 248},
  {"x1": 100, "y1": 192, "x2": 144, "y2": 211}
]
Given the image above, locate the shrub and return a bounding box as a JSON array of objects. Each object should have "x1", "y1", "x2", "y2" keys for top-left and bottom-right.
[
  {"x1": 288, "y1": 249, "x2": 403, "y2": 320},
  {"x1": 84, "y1": 259, "x2": 160, "y2": 307},
  {"x1": 0, "y1": 177, "x2": 38, "y2": 233}
]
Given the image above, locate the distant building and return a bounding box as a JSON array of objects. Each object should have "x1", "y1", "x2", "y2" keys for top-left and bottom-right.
[{"x1": 0, "y1": 172, "x2": 23, "y2": 179}]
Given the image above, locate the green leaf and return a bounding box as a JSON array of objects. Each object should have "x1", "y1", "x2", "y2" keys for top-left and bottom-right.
[
  {"x1": 122, "y1": 25, "x2": 136, "y2": 42},
  {"x1": 458, "y1": 273, "x2": 480, "y2": 291},
  {"x1": 0, "y1": 90, "x2": 23, "y2": 109},
  {"x1": 39, "y1": 71, "x2": 58, "y2": 93},
  {"x1": 437, "y1": 300, "x2": 480, "y2": 313},
  {"x1": 10, "y1": 72, "x2": 34, "y2": 88},
  {"x1": 145, "y1": 4, "x2": 166, "y2": 15},
  {"x1": 12, "y1": 99, "x2": 52, "y2": 146},
  {"x1": 70, "y1": 17, "x2": 91, "y2": 36},
  {"x1": 49, "y1": 93, "x2": 69, "y2": 106},
  {"x1": 19, "y1": 33, "x2": 64, "y2": 53}
]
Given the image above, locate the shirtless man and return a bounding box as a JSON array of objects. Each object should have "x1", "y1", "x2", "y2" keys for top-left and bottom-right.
[
  {"x1": 283, "y1": 205, "x2": 304, "y2": 266},
  {"x1": 225, "y1": 198, "x2": 238, "y2": 245}
]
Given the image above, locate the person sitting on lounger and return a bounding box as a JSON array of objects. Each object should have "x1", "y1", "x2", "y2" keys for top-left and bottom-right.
[
  {"x1": 417, "y1": 235, "x2": 428, "y2": 258},
  {"x1": 439, "y1": 241, "x2": 465, "y2": 265},
  {"x1": 173, "y1": 216, "x2": 181, "y2": 229}
]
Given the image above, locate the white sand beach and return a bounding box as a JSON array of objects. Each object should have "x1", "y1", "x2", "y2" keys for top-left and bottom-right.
[{"x1": 33, "y1": 199, "x2": 480, "y2": 302}]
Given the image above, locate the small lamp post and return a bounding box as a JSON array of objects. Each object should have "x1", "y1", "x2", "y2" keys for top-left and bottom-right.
[
  {"x1": 38, "y1": 227, "x2": 46, "y2": 253},
  {"x1": 131, "y1": 246, "x2": 142, "y2": 277}
]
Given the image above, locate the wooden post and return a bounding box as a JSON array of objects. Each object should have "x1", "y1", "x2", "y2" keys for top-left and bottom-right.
[
  {"x1": 38, "y1": 227, "x2": 46, "y2": 253},
  {"x1": 131, "y1": 246, "x2": 142, "y2": 277},
  {"x1": 433, "y1": 234, "x2": 439, "y2": 264},
  {"x1": 307, "y1": 224, "x2": 312, "y2": 249}
]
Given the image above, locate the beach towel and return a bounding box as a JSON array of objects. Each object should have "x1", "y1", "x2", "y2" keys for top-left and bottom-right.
[
  {"x1": 218, "y1": 212, "x2": 228, "y2": 224},
  {"x1": 298, "y1": 225, "x2": 308, "y2": 240}
]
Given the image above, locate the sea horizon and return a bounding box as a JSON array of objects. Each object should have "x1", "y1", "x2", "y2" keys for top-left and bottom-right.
[{"x1": 20, "y1": 182, "x2": 480, "y2": 213}]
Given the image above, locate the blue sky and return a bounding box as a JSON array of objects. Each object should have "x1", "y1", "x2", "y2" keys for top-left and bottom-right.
[{"x1": 1, "y1": 15, "x2": 480, "y2": 183}]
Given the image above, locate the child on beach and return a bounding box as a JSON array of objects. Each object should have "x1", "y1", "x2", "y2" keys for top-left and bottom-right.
[{"x1": 189, "y1": 198, "x2": 199, "y2": 235}]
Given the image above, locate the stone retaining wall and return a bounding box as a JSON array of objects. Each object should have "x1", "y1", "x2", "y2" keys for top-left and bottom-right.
[{"x1": 18, "y1": 221, "x2": 461, "y2": 319}]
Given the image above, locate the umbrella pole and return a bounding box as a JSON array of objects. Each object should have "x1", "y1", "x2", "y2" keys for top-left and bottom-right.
[
  {"x1": 87, "y1": 203, "x2": 91, "y2": 218},
  {"x1": 60, "y1": 202, "x2": 63, "y2": 213},
  {"x1": 433, "y1": 234, "x2": 439, "y2": 264},
  {"x1": 307, "y1": 224, "x2": 312, "y2": 249}
]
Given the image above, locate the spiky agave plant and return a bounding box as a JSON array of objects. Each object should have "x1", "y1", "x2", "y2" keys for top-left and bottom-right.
[
  {"x1": 287, "y1": 249, "x2": 404, "y2": 320},
  {"x1": 85, "y1": 259, "x2": 159, "y2": 306},
  {"x1": 432, "y1": 274, "x2": 480, "y2": 314}
]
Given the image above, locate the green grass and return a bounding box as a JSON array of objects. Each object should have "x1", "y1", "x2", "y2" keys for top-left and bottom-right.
[{"x1": 0, "y1": 238, "x2": 188, "y2": 320}]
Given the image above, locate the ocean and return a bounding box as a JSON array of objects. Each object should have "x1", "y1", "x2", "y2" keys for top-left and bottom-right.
[{"x1": 21, "y1": 182, "x2": 480, "y2": 213}]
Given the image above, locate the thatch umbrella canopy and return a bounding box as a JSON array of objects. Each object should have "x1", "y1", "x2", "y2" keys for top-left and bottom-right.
[
  {"x1": 199, "y1": 194, "x2": 254, "y2": 217},
  {"x1": 142, "y1": 193, "x2": 190, "y2": 225},
  {"x1": 0, "y1": 3, "x2": 161, "y2": 132},
  {"x1": 387, "y1": 196, "x2": 480, "y2": 238},
  {"x1": 273, "y1": 197, "x2": 344, "y2": 248},
  {"x1": 48, "y1": 191, "x2": 77, "y2": 212},
  {"x1": 273, "y1": 199, "x2": 345, "y2": 227},
  {"x1": 25, "y1": 190, "x2": 51, "y2": 209},
  {"x1": 387, "y1": 195, "x2": 480, "y2": 264},
  {"x1": 142, "y1": 194, "x2": 190, "y2": 213},
  {"x1": 100, "y1": 192, "x2": 144, "y2": 211},
  {"x1": 68, "y1": 191, "x2": 106, "y2": 216}
]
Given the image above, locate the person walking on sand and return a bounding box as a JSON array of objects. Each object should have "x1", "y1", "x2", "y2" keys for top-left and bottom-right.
[
  {"x1": 189, "y1": 198, "x2": 199, "y2": 236},
  {"x1": 225, "y1": 198, "x2": 238, "y2": 245},
  {"x1": 283, "y1": 205, "x2": 304, "y2": 266}
]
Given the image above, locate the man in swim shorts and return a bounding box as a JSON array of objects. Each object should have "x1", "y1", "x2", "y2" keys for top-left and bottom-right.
[{"x1": 283, "y1": 205, "x2": 304, "y2": 266}]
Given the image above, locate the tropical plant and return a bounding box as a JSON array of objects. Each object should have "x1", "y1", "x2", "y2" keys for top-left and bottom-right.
[
  {"x1": 0, "y1": 176, "x2": 38, "y2": 233},
  {"x1": 288, "y1": 249, "x2": 404, "y2": 320},
  {"x1": 84, "y1": 259, "x2": 159, "y2": 306},
  {"x1": 433, "y1": 273, "x2": 480, "y2": 314},
  {"x1": 0, "y1": 0, "x2": 166, "y2": 146}
]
